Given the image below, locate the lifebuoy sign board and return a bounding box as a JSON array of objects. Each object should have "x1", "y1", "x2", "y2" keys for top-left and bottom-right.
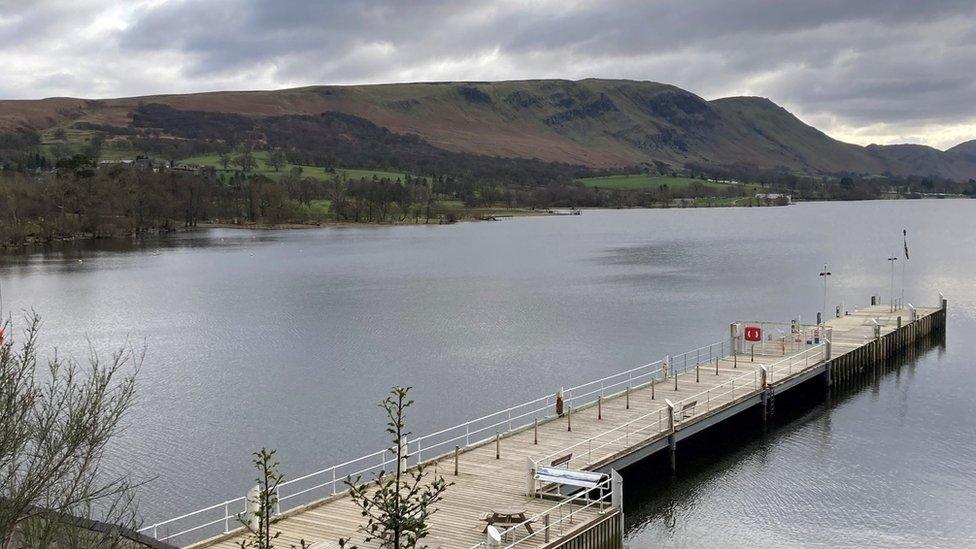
[{"x1": 744, "y1": 326, "x2": 762, "y2": 342}]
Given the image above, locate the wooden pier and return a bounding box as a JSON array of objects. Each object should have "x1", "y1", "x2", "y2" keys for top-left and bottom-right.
[{"x1": 146, "y1": 298, "x2": 946, "y2": 549}]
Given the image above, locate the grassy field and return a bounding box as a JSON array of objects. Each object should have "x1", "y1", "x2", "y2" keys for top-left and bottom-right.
[
  {"x1": 180, "y1": 152, "x2": 410, "y2": 182},
  {"x1": 577, "y1": 174, "x2": 760, "y2": 193},
  {"x1": 36, "y1": 128, "x2": 410, "y2": 182}
]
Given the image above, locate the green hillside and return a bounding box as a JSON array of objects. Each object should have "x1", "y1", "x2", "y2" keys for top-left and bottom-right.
[{"x1": 180, "y1": 152, "x2": 409, "y2": 182}]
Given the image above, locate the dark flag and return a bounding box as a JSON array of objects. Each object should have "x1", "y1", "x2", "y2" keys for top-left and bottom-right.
[{"x1": 903, "y1": 229, "x2": 909, "y2": 260}]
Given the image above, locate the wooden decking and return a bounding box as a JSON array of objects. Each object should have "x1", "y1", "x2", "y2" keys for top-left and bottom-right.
[{"x1": 191, "y1": 303, "x2": 942, "y2": 549}]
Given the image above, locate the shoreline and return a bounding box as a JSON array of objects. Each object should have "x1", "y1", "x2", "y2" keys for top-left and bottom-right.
[{"x1": 12, "y1": 197, "x2": 963, "y2": 250}]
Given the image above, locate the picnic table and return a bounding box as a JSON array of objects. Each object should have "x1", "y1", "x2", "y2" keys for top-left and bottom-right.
[{"x1": 481, "y1": 510, "x2": 535, "y2": 534}]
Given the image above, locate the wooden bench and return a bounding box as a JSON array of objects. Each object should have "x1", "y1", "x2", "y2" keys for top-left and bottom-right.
[
  {"x1": 550, "y1": 453, "x2": 573, "y2": 468},
  {"x1": 535, "y1": 453, "x2": 575, "y2": 497},
  {"x1": 680, "y1": 400, "x2": 697, "y2": 419},
  {"x1": 481, "y1": 510, "x2": 535, "y2": 534}
]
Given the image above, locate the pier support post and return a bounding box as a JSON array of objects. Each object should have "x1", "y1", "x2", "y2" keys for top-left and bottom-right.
[
  {"x1": 626, "y1": 386, "x2": 630, "y2": 409},
  {"x1": 495, "y1": 432, "x2": 500, "y2": 459},
  {"x1": 533, "y1": 418, "x2": 538, "y2": 445},
  {"x1": 245, "y1": 485, "x2": 260, "y2": 531},
  {"x1": 567, "y1": 406, "x2": 572, "y2": 432},
  {"x1": 759, "y1": 365, "x2": 769, "y2": 423},
  {"x1": 611, "y1": 470, "x2": 625, "y2": 540},
  {"x1": 454, "y1": 446, "x2": 459, "y2": 476},
  {"x1": 668, "y1": 434, "x2": 677, "y2": 472},
  {"x1": 661, "y1": 403, "x2": 678, "y2": 476},
  {"x1": 598, "y1": 396, "x2": 603, "y2": 420}
]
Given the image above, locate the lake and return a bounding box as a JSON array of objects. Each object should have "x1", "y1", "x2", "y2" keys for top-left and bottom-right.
[{"x1": 3, "y1": 200, "x2": 974, "y2": 547}]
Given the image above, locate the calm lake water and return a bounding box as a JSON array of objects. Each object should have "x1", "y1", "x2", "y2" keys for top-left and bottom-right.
[{"x1": 3, "y1": 200, "x2": 975, "y2": 547}]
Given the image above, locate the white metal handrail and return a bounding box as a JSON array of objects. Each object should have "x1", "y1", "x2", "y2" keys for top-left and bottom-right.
[
  {"x1": 468, "y1": 476, "x2": 615, "y2": 548},
  {"x1": 535, "y1": 343, "x2": 827, "y2": 472},
  {"x1": 538, "y1": 407, "x2": 668, "y2": 469},
  {"x1": 669, "y1": 343, "x2": 826, "y2": 425},
  {"x1": 139, "y1": 340, "x2": 721, "y2": 544}
]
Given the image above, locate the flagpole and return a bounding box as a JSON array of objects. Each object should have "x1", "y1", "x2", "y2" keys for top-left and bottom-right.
[
  {"x1": 901, "y1": 229, "x2": 909, "y2": 305},
  {"x1": 887, "y1": 255, "x2": 897, "y2": 312},
  {"x1": 901, "y1": 257, "x2": 905, "y2": 304}
]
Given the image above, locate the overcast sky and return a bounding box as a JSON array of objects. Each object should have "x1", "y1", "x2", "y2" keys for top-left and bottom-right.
[{"x1": 2, "y1": 0, "x2": 974, "y2": 150}]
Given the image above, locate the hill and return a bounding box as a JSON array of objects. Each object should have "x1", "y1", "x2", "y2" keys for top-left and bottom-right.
[
  {"x1": 1, "y1": 79, "x2": 974, "y2": 180},
  {"x1": 947, "y1": 140, "x2": 976, "y2": 164}
]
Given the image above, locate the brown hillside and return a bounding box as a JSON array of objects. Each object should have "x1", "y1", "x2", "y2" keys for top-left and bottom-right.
[{"x1": 1, "y1": 79, "x2": 974, "y2": 178}]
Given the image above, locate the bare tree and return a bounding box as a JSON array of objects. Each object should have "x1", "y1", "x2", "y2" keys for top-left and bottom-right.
[
  {"x1": 0, "y1": 313, "x2": 140, "y2": 549},
  {"x1": 267, "y1": 149, "x2": 287, "y2": 173},
  {"x1": 233, "y1": 147, "x2": 257, "y2": 173},
  {"x1": 340, "y1": 387, "x2": 451, "y2": 549}
]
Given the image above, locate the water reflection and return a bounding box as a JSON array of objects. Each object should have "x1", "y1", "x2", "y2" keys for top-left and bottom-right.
[{"x1": 623, "y1": 329, "x2": 963, "y2": 548}]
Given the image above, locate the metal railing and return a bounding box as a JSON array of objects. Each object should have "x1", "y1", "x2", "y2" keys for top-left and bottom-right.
[
  {"x1": 534, "y1": 343, "x2": 827, "y2": 471},
  {"x1": 140, "y1": 339, "x2": 723, "y2": 545},
  {"x1": 468, "y1": 476, "x2": 615, "y2": 548}
]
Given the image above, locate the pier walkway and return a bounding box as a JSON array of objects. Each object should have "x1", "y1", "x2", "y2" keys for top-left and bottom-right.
[{"x1": 143, "y1": 300, "x2": 945, "y2": 549}]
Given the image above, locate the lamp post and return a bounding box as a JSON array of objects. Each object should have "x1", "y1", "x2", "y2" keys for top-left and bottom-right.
[
  {"x1": 819, "y1": 264, "x2": 831, "y2": 324},
  {"x1": 887, "y1": 255, "x2": 898, "y2": 311}
]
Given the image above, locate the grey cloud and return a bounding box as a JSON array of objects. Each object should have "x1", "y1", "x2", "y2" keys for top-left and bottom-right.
[{"x1": 2, "y1": 0, "x2": 975, "y2": 148}]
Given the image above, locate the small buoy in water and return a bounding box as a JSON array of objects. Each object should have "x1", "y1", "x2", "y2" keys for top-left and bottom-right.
[{"x1": 77, "y1": 259, "x2": 83, "y2": 263}]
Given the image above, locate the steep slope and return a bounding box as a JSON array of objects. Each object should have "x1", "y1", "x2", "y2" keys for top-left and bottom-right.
[
  {"x1": 947, "y1": 140, "x2": 976, "y2": 165},
  {"x1": 707, "y1": 97, "x2": 884, "y2": 172},
  {"x1": 1, "y1": 79, "x2": 974, "y2": 179},
  {"x1": 866, "y1": 143, "x2": 976, "y2": 180}
]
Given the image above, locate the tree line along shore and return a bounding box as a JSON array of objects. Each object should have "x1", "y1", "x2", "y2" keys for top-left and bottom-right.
[{"x1": 1, "y1": 125, "x2": 973, "y2": 248}]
